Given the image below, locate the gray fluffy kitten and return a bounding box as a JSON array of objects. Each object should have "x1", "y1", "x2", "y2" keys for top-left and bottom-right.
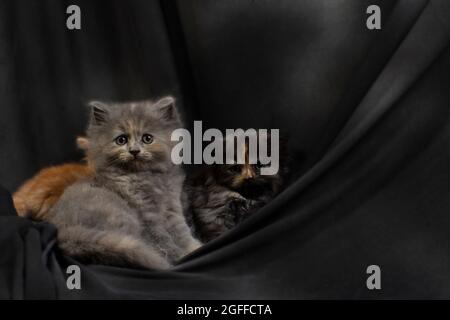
[{"x1": 47, "y1": 97, "x2": 201, "y2": 269}]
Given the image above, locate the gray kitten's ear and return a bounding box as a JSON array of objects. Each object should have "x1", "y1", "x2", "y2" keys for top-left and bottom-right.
[
  {"x1": 88, "y1": 101, "x2": 109, "y2": 125},
  {"x1": 154, "y1": 96, "x2": 179, "y2": 122}
]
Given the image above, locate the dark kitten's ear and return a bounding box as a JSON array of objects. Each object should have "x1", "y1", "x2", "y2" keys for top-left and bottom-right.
[
  {"x1": 154, "y1": 96, "x2": 180, "y2": 123},
  {"x1": 88, "y1": 101, "x2": 109, "y2": 125}
]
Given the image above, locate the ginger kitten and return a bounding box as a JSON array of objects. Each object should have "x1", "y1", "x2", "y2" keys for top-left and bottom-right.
[{"x1": 13, "y1": 137, "x2": 92, "y2": 220}]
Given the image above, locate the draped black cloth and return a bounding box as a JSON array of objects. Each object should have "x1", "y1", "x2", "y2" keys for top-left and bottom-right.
[{"x1": 1, "y1": 0, "x2": 450, "y2": 299}]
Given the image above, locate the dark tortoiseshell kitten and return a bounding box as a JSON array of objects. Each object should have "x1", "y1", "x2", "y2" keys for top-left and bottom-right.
[{"x1": 185, "y1": 132, "x2": 288, "y2": 242}]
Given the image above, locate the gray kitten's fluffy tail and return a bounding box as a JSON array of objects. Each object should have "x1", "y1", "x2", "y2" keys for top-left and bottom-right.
[{"x1": 57, "y1": 226, "x2": 170, "y2": 270}]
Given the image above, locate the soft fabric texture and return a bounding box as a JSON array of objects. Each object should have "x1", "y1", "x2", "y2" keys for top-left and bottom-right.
[{"x1": 1, "y1": 0, "x2": 450, "y2": 299}]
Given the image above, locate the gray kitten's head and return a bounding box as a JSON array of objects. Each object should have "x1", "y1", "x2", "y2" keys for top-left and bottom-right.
[{"x1": 86, "y1": 97, "x2": 181, "y2": 173}]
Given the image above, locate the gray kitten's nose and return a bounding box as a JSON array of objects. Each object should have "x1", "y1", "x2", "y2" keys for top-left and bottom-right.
[{"x1": 129, "y1": 150, "x2": 140, "y2": 157}]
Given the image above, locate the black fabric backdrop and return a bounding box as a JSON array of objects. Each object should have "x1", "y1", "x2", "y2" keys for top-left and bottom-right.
[{"x1": 0, "y1": 0, "x2": 450, "y2": 299}]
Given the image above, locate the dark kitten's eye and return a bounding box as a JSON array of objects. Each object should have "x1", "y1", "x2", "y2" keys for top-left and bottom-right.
[
  {"x1": 228, "y1": 165, "x2": 241, "y2": 174},
  {"x1": 142, "y1": 134, "x2": 154, "y2": 144},
  {"x1": 115, "y1": 135, "x2": 128, "y2": 146}
]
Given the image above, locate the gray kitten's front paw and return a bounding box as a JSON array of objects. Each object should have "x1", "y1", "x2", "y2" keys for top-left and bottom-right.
[
  {"x1": 139, "y1": 254, "x2": 172, "y2": 270},
  {"x1": 187, "y1": 238, "x2": 202, "y2": 253}
]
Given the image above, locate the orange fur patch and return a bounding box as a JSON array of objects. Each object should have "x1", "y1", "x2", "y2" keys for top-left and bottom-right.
[{"x1": 13, "y1": 163, "x2": 93, "y2": 220}]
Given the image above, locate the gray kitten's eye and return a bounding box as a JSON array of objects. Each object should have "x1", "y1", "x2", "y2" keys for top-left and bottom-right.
[
  {"x1": 115, "y1": 135, "x2": 128, "y2": 146},
  {"x1": 142, "y1": 134, "x2": 154, "y2": 144}
]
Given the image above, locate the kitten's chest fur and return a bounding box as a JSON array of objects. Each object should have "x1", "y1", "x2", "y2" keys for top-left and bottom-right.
[{"x1": 99, "y1": 168, "x2": 184, "y2": 219}]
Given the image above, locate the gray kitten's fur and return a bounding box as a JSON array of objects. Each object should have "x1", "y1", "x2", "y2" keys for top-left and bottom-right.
[{"x1": 47, "y1": 97, "x2": 201, "y2": 269}]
